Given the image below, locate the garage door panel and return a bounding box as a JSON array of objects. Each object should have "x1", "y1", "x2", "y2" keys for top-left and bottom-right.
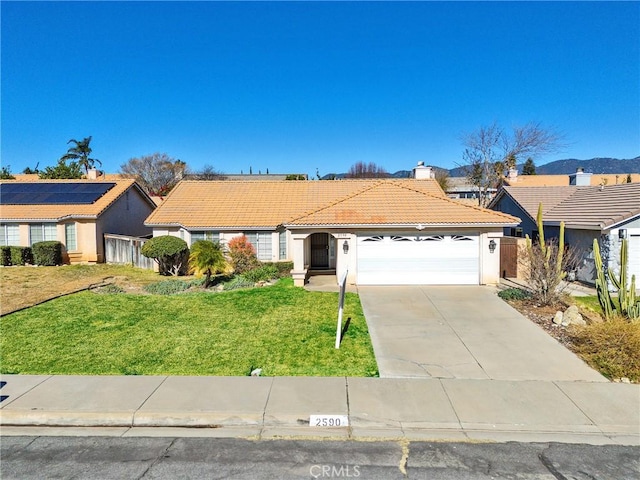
[{"x1": 357, "y1": 234, "x2": 480, "y2": 285}]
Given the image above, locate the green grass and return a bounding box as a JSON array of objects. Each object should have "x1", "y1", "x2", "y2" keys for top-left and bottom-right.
[
  {"x1": 0, "y1": 278, "x2": 378, "y2": 377},
  {"x1": 572, "y1": 296, "x2": 604, "y2": 317}
]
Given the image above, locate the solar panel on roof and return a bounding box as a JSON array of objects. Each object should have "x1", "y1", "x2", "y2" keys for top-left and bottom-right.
[{"x1": 0, "y1": 183, "x2": 117, "y2": 205}]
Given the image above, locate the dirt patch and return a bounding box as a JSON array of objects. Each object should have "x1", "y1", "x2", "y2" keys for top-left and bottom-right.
[
  {"x1": 507, "y1": 300, "x2": 577, "y2": 349},
  {"x1": 0, "y1": 264, "x2": 162, "y2": 315},
  {"x1": 505, "y1": 297, "x2": 638, "y2": 383}
]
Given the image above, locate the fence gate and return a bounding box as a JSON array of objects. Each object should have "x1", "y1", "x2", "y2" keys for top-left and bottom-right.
[
  {"x1": 500, "y1": 238, "x2": 518, "y2": 278},
  {"x1": 104, "y1": 234, "x2": 155, "y2": 270}
]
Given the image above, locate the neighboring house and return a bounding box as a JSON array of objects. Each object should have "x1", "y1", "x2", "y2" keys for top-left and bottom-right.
[
  {"x1": 488, "y1": 183, "x2": 640, "y2": 284},
  {"x1": 502, "y1": 168, "x2": 640, "y2": 187},
  {"x1": 445, "y1": 176, "x2": 497, "y2": 203},
  {"x1": 0, "y1": 179, "x2": 156, "y2": 263},
  {"x1": 144, "y1": 178, "x2": 520, "y2": 286},
  {"x1": 182, "y1": 173, "x2": 308, "y2": 181}
]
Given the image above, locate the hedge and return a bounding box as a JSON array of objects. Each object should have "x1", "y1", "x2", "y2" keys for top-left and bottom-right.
[
  {"x1": 0, "y1": 246, "x2": 33, "y2": 266},
  {"x1": 10, "y1": 246, "x2": 33, "y2": 265},
  {"x1": 32, "y1": 241, "x2": 64, "y2": 266},
  {"x1": 1, "y1": 246, "x2": 10, "y2": 266}
]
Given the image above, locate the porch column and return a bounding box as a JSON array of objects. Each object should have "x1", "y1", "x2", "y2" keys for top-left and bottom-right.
[{"x1": 290, "y1": 233, "x2": 308, "y2": 287}]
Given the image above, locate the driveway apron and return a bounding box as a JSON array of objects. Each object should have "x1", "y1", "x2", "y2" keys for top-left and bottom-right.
[{"x1": 358, "y1": 286, "x2": 606, "y2": 381}]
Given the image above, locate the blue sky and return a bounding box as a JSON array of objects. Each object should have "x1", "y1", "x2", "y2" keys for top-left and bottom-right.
[{"x1": 2, "y1": 1, "x2": 638, "y2": 178}]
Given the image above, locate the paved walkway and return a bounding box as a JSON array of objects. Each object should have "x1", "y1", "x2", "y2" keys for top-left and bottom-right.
[
  {"x1": 1, "y1": 375, "x2": 638, "y2": 445},
  {"x1": 358, "y1": 286, "x2": 606, "y2": 381}
]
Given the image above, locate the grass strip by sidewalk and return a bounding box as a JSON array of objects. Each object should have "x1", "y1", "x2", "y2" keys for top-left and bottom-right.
[{"x1": 0, "y1": 278, "x2": 378, "y2": 377}]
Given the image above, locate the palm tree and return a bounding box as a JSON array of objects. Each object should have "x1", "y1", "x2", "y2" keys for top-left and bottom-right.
[
  {"x1": 60, "y1": 136, "x2": 102, "y2": 174},
  {"x1": 188, "y1": 241, "x2": 230, "y2": 288}
]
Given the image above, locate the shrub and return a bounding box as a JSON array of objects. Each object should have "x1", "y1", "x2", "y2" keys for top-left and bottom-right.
[
  {"x1": 144, "y1": 279, "x2": 191, "y2": 295},
  {"x1": 227, "y1": 235, "x2": 259, "y2": 274},
  {"x1": 10, "y1": 246, "x2": 33, "y2": 266},
  {"x1": 94, "y1": 284, "x2": 126, "y2": 294},
  {"x1": 32, "y1": 241, "x2": 63, "y2": 266},
  {"x1": 519, "y1": 204, "x2": 581, "y2": 306},
  {"x1": 1, "y1": 246, "x2": 11, "y2": 266},
  {"x1": 498, "y1": 288, "x2": 531, "y2": 301},
  {"x1": 568, "y1": 319, "x2": 640, "y2": 382},
  {"x1": 188, "y1": 240, "x2": 230, "y2": 287},
  {"x1": 263, "y1": 261, "x2": 293, "y2": 278},
  {"x1": 244, "y1": 264, "x2": 279, "y2": 283},
  {"x1": 223, "y1": 275, "x2": 255, "y2": 291},
  {"x1": 141, "y1": 235, "x2": 189, "y2": 276}
]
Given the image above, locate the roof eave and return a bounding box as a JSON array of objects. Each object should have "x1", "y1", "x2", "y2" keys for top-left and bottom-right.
[
  {"x1": 144, "y1": 222, "x2": 278, "y2": 231},
  {"x1": 284, "y1": 222, "x2": 520, "y2": 229},
  {"x1": 0, "y1": 214, "x2": 98, "y2": 222}
]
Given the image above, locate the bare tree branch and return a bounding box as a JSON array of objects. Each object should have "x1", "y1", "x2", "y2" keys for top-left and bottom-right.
[
  {"x1": 459, "y1": 122, "x2": 565, "y2": 207},
  {"x1": 120, "y1": 153, "x2": 187, "y2": 196}
]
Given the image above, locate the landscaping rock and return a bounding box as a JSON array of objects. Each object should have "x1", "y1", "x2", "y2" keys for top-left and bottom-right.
[
  {"x1": 563, "y1": 305, "x2": 586, "y2": 326},
  {"x1": 553, "y1": 311, "x2": 563, "y2": 325}
]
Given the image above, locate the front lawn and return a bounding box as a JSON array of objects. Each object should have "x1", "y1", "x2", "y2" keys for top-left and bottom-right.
[
  {"x1": 0, "y1": 264, "x2": 162, "y2": 315},
  {"x1": 0, "y1": 279, "x2": 378, "y2": 377}
]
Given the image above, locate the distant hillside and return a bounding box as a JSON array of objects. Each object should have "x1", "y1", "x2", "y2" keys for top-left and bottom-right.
[
  {"x1": 535, "y1": 157, "x2": 640, "y2": 175},
  {"x1": 323, "y1": 157, "x2": 639, "y2": 180},
  {"x1": 451, "y1": 157, "x2": 640, "y2": 177}
]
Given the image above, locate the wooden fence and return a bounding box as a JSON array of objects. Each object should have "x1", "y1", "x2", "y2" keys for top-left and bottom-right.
[
  {"x1": 500, "y1": 236, "x2": 527, "y2": 279},
  {"x1": 104, "y1": 234, "x2": 155, "y2": 270}
]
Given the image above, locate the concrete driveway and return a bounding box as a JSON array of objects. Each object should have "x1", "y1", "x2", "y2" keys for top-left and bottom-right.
[{"x1": 358, "y1": 286, "x2": 607, "y2": 382}]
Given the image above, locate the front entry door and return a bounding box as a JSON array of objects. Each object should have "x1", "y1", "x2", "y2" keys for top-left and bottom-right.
[{"x1": 310, "y1": 233, "x2": 329, "y2": 268}]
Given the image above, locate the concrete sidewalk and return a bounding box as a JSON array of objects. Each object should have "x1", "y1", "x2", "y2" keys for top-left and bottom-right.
[{"x1": 1, "y1": 375, "x2": 638, "y2": 445}]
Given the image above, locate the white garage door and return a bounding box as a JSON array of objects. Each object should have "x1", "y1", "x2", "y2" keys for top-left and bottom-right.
[
  {"x1": 357, "y1": 234, "x2": 480, "y2": 285},
  {"x1": 629, "y1": 235, "x2": 640, "y2": 283}
]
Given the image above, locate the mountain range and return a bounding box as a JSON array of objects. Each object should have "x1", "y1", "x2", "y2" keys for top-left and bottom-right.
[{"x1": 322, "y1": 157, "x2": 640, "y2": 180}]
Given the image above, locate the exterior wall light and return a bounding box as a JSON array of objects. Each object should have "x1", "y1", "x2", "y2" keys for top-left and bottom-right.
[
  {"x1": 343, "y1": 240, "x2": 349, "y2": 254},
  {"x1": 488, "y1": 239, "x2": 497, "y2": 254},
  {"x1": 619, "y1": 229, "x2": 627, "y2": 240}
]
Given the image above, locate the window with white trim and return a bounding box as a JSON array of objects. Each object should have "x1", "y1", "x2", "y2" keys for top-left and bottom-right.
[
  {"x1": 29, "y1": 223, "x2": 57, "y2": 245},
  {"x1": 0, "y1": 224, "x2": 19, "y2": 246},
  {"x1": 190, "y1": 231, "x2": 219, "y2": 245},
  {"x1": 65, "y1": 223, "x2": 77, "y2": 251},
  {"x1": 279, "y1": 231, "x2": 287, "y2": 260},
  {"x1": 246, "y1": 232, "x2": 272, "y2": 261}
]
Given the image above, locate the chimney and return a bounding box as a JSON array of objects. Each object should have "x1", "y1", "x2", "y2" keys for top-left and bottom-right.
[
  {"x1": 87, "y1": 168, "x2": 99, "y2": 180},
  {"x1": 507, "y1": 168, "x2": 518, "y2": 182},
  {"x1": 569, "y1": 167, "x2": 592, "y2": 186},
  {"x1": 413, "y1": 161, "x2": 434, "y2": 180}
]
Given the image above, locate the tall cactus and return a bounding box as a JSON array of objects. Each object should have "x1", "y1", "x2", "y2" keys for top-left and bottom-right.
[
  {"x1": 593, "y1": 238, "x2": 615, "y2": 319},
  {"x1": 593, "y1": 237, "x2": 640, "y2": 321},
  {"x1": 531, "y1": 203, "x2": 565, "y2": 279},
  {"x1": 524, "y1": 204, "x2": 566, "y2": 304}
]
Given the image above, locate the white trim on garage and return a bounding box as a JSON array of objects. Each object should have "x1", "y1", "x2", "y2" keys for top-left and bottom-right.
[{"x1": 356, "y1": 233, "x2": 480, "y2": 285}]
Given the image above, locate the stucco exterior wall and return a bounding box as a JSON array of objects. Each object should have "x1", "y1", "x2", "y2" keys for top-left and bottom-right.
[{"x1": 287, "y1": 227, "x2": 504, "y2": 286}]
